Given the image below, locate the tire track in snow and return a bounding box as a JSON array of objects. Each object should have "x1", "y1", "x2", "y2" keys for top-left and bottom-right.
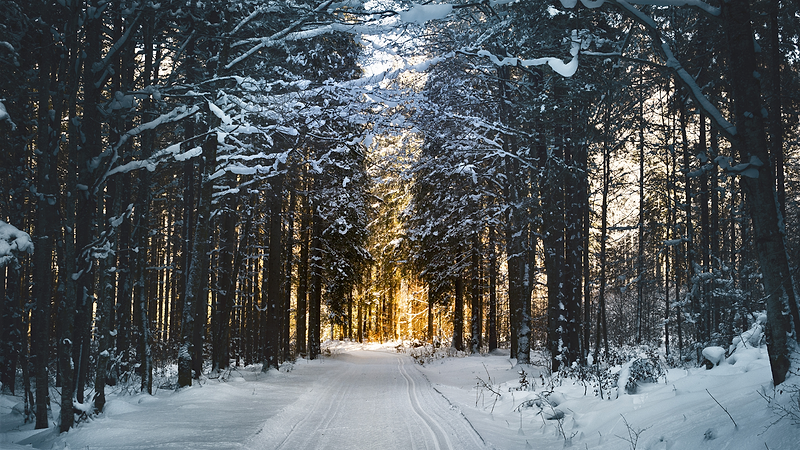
[
  {"x1": 397, "y1": 355, "x2": 487, "y2": 450},
  {"x1": 247, "y1": 351, "x2": 486, "y2": 450},
  {"x1": 397, "y1": 355, "x2": 453, "y2": 450},
  {"x1": 269, "y1": 364, "x2": 354, "y2": 450}
]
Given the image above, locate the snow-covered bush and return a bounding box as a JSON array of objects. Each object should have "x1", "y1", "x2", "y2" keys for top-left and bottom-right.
[
  {"x1": 554, "y1": 346, "x2": 668, "y2": 398},
  {"x1": 729, "y1": 313, "x2": 766, "y2": 354},
  {"x1": 619, "y1": 355, "x2": 666, "y2": 394},
  {"x1": 405, "y1": 341, "x2": 466, "y2": 365},
  {"x1": 702, "y1": 346, "x2": 727, "y2": 367}
]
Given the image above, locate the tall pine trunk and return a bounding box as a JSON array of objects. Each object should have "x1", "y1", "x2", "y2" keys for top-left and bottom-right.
[
  {"x1": 179, "y1": 126, "x2": 217, "y2": 386},
  {"x1": 308, "y1": 213, "x2": 323, "y2": 359},
  {"x1": 452, "y1": 274, "x2": 464, "y2": 351},
  {"x1": 58, "y1": 2, "x2": 81, "y2": 429},
  {"x1": 32, "y1": 33, "x2": 58, "y2": 429},
  {"x1": 469, "y1": 234, "x2": 482, "y2": 354},
  {"x1": 263, "y1": 169, "x2": 285, "y2": 371},
  {"x1": 594, "y1": 117, "x2": 611, "y2": 362},
  {"x1": 296, "y1": 178, "x2": 311, "y2": 355},
  {"x1": 721, "y1": 0, "x2": 800, "y2": 385},
  {"x1": 488, "y1": 226, "x2": 498, "y2": 351},
  {"x1": 213, "y1": 191, "x2": 236, "y2": 372}
]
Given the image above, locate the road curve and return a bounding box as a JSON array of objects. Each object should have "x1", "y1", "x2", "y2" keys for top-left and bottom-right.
[{"x1": 246, "y1": 350, "x2": 486, "y2": 450}]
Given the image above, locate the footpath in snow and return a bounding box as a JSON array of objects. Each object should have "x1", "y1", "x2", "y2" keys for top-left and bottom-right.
[{"x1": 1, "y1": 340, "x2": 798, "y2": 449}]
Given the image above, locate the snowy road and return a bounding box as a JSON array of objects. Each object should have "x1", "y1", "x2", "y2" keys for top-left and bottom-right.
[
  {"x1": 246, "y1": 350, "x2": 487, "y2": 450},
  {"x1": 5, "y1": 342, "x2": 794, "y2": 450}
]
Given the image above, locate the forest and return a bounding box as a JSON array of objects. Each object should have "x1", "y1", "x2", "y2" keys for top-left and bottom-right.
[{"x1": 1, "y1": 0, "x2": 799, "y2": 435}]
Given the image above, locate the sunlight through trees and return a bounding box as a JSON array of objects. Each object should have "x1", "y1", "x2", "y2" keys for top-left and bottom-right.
[{"x1": 1, "y1": 0, "x2": 799, "y2": 432}]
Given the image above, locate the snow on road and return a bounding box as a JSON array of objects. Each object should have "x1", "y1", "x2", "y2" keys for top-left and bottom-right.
[
  {"x1": 247, "y1": 350, "x2": 486, "y2": 450},
  {"x1": 3, "y1": 341, "x2": 798, "y2": 449},
  {"x1": 2, "y1": 345, "x2": 486, "y2": 450}
]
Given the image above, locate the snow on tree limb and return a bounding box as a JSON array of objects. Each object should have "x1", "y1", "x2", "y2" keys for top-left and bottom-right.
[
  {"x1": 226, "y1": 0, "x2": 336, "y2": 70},
  {"x1": 561, "y1": 0, "x2": 738, "y2": 138},
  {"x1": 624, "y1": 0, "x2": 720, "y2": 16},
  {"x1": 93, "y1": 10, "x2": 143, "y2": 87},
  {"x1": 559, "y1": 0, "x2": 719, "y2": 16},
  {"x1": 659, "y1": 41, "x2": 737, "y2": 137},
  {"x1": 469, "y1": 30, "x2": 581, "y2": 77},
  {"x1": 0, "y1": 101, "x2": 16, "y2": 130},
  {"x1": 399, "y1": 4, "x2": 453, "y2": 24},
  {"x1": 95, "y1": 105, "x2": 201, "y2": 189},
  {"x1": 0, "y1": 220, "x2": 33, "y2": 267}
]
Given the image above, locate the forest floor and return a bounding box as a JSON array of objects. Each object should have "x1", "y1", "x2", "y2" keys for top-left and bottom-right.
[{"x1": 0, "y1": 340, "x2": 798, "y2": 449}]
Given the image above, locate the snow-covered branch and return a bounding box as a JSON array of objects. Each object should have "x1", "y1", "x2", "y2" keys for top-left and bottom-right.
[
  {"x1": 558, "y1": 0, "x2": 737, "y2": 138},
  {"x1": 558, "y1": 0, "x2": 719, "y2": 16},
  {"x1": 462, "y1": 30, "x2": 581, "y2": 78},
  {"x1": 226, "y1": 0, "x2": 336, "y2": 70},
  {"x1": 0, "y1": 220, "x2": 33, "y2": 267},
  {"x1": 94, "y1": 104, "x2": 201, "y2": 190},
  {"x1": 0, "y1": 101, "x2": 16, "y2": 130},
  {"x1": 93, "y1": 10, "x2": 143, "y2": 87}
]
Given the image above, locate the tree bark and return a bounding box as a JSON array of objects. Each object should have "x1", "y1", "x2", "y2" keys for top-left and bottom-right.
[
  {"x1": 282, "y1": 176, "x2": 296, "y2": 361},
  {"x1": 178, "y1": 118, "x2": 217, "y2": 386},
  {"x1": 308, "y1": 212, "x2": 323, "y2": 359},
  {"x1": 263, "y1": 169, "x2": 285, "y2": 371},
  {"x1": 544, "y1": 132, "x2": 566, "y2": 371},
  {"x1": 594, "y1": 117, "x2": 611, "y2": 362},
  {"x1": 57, "y1": 1, "x2": 81, "y2": 428},
  {"x1": 452, "y1": 274, "x2": 464, "y2": 351},
  {"x1": 212, "y1": 188, "x2": 238, "y2": 371},
  {"x1": 488, "y1": 226, "x2": 498, "y2": 351},
  {"x1": 720, "y1": 0, "x2": 799, "y2": 386}
]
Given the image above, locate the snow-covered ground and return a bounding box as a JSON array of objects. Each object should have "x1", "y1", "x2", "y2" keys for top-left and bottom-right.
[{"x1": 1, "y1": 340, "x2": 798, "y2": 449}]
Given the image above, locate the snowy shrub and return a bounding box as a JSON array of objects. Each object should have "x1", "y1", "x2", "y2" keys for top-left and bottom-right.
[
  {"x1": 406, "y1": 342, "x2": 466, "y2": 365},
  {"x1": 507, "y1": 368, "x2": 533, "y2": 392},
  {"x1": 621, "y1": 356, "x2": 666, "y2": 394},
  {"x1": 547, "y1": 346, "x2": 670, "y2": 398},
  {"x1": 729, "y1": 312, "x2": 766, "y2": 354},
  {"x1": 514, "y1": 391, "x2": 558, "y2": 413},
  {"x1": 553, "y1": 361, "x2": 603, "y2": 395},
  {"x1": 602, "y1": 347, "x2": 666, "y2": 397},
  {"x1": 701, "y1": 346, "x2": 726, "y2": 368}
]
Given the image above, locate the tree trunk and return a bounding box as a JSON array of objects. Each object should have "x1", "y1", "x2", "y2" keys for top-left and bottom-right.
[
  {"x1": 564, "y1": 121, "x2": 585, "y2": 366},
  {"x1": 93, "y1": 187, "x2": 117, "y2": 413},
  {"x1": 637, "y1": 94, "x2": 646, "y2": 345},
  {"x1": 32, "y1": 29, "x2": 60, "y2": 428},
  {"x1": 710, "y1": 127, "x2": 721, "y2": 332},
  {"x1": 296, "y1": 183, "x2": 311, "y2": 355},
  {"x1": 263, "y1": 169, "x2": 285, "y2": 371},
  {"x1": 179, "y1": 128, "x2": 216, "y2": 386},
  {"x1": 282, "y1": 178, "x2": 296, "y2": 361},
  {"x1": 544, "y1": 135, "x2": 566, "y2": 371},
  {"x1": 469, "y1": 234, "x2": 481, "y2": 354},
  {"x1": 767, "y1": 1, "x2": 785, "y2": 219},
  {"x1": 498, "y1": 65, "x2": 527, "y2": 361},
  {"x1": 452, "y1": 274, "x2": 464, "y2": 351},
  {"x1": 488, "y1": 226, "x2": 498, "y2": 351},
  {"x1": 308, "y1": 214, "x2": 323, "y2": 359},
  {"x1": 426, "y1": 284, "x2": 434, "y2": 342},
  {"x1": 699, "y1": 114, "x2": 711, "y2": 342},
  {"x1": 1, "y1": 266, "x2": 22, "y2": 396},
  {"x1": 212, "y1": 188, "x2": 237, "y2": 372},
  {"x1": 679, "y1": 103, "x2": 697, "y2": 348},
  {"x1": 721, "y1": 0, "x2": 799, "y2": 386},
  {"x1": 57, "y1": 3, "x2": 81, "y2": 428},
  {"x1": 594, "y1": 124, "x2": 611, "y2": 362}
]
